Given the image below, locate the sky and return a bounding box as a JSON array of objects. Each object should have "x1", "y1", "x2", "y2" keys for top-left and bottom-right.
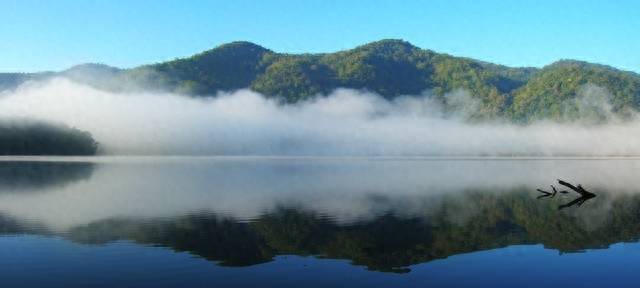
[{"x1": 1, "y1": 0, "x2": 639, "y2": 73}]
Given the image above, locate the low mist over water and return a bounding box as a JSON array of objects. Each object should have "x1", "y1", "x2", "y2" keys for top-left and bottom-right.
[
  {"x1": 2, "y1": 78, "x2": 640, "y2": 156},
  {"x1": 0, "y1": 157, "x2": 638, "y2": 231}
]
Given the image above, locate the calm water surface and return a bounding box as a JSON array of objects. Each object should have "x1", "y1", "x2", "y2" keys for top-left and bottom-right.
[{"x1": 0, "y1": 157, "x2": 639, "y2": 287}]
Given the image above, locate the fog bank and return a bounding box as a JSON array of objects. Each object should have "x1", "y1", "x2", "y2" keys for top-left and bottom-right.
[{"x1": 1, "y1": 78, "x2": 639, "y2": 156}]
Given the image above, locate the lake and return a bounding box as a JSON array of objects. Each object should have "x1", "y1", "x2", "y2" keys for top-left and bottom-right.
[{"x1": 0, "y1": 157, "x2": 639, "y2": 287}]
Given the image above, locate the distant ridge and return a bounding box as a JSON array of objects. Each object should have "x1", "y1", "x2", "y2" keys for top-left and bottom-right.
[{"x1": 2, "y1": 39, "x2": 640, "y2": 122}]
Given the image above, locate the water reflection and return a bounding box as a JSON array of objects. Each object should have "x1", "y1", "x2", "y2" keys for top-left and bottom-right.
[
  {"x1": 537, "y1": 180, "x2": 597, "y2": 209},
  {"x1": 56, "y1": 191, "x2": 640, "y2": 272},
  {"x1": 0, "y1": 158, "x2": 640, "y2": 273},
  {"x1": 0, "y1": 161, "x2": 94, "y2": 192}
]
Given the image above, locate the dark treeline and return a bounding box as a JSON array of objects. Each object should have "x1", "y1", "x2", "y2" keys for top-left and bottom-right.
[{"x1": 0, "y1": 120, "x2": 98, "y2": 155}]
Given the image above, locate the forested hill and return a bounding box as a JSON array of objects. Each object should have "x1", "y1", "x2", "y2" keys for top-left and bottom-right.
[
  {"x1": 3, "y1": 39, "x2": 640, "y2": 122},
  {"x1": 127, "y1": 40, "x2": 539, "y2": 119},
  {"x1": 0, "y1": 120, "x2": 97, "y2": 155}
]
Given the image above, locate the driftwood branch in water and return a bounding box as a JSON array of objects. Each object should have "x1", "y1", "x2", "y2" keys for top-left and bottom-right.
[
  {"x1": 556, "y1": 179, "x2": 596, "y2": 210},
  {"x1": 536, "y1": 185, "x2": 569, "y2": 199},
  {"x1": 552, "y1": 185, "x2": 569, "y2": 195},
  {"x1": 557, "y1": 179, "x2": 596, "y2": 197},
  {"x1": 536, "y1": 180, "x2": 596, "y2": 209},
  {"x1": 536, "y1": 188, "x2": 553, "y2": 199},
  {"x1": 558, "y1": 196, "x2": 591, "y2": 210}
]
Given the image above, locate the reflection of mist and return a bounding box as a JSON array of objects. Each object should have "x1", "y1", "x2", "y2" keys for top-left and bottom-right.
[
  {"x1": 0, "y1": 159, "x2": 638, "y2": 271},
  {"x1": 58, "y1": 191, "x2": 640, "y2": 271},
  {"x1": 0, "y1": 159, "x2": 639, "y2": 231}
]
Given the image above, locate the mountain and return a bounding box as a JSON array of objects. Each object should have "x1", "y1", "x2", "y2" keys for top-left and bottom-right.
[
  {"x1": 2, "y1": 39, "x2": 640, "y2": 121},
  {"x1": 0, "y1": 72, "x2": 53, "y2": 91},
  {"x1": 136, "y1": 39, "x2": 536, "y2": 118},
  {"x1": 511, "y1": 60, "x2": 640, "y2": 121}
]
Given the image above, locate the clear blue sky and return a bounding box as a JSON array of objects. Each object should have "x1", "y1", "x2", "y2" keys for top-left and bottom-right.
[{"x1": 1, "y1": 0, "x2": 639, "y2": 73}]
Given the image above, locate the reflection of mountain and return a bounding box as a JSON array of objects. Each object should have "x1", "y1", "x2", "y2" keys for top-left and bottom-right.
[
  {"x1": 0, "y1": 213, "x2": 30, "y2": 234},
  {"x1": 58, "y1": 190, "x2": 640, "y2": 273},
  {"x1": 0, "y1": 161, "x2": 95, "y2": 191},
  {"x1": 67, "y1": 216, "x2": 275, "y2": 266},
  {"x1": 0, "y1": 212, "x2": 48, "y2": 235}
]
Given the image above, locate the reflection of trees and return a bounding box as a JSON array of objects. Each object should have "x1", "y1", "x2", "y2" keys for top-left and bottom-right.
[
  {"x1": 67, "y1": 216, "x2": 275, "y2": 266},
  {"x1": 45, "y1": 190, "x2": 640, "y2": 272},
  {"x1": 0, "y1": 213, "x2": 28, "y2": 234},
  {"x1": 0, "y1": 212, "x2": 48, "y2": 235},
  {"x1": 0, "y1": 161, "x2": 94, "y2": 191}
]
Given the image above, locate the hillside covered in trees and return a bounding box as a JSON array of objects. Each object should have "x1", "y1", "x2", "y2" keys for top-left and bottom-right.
[
  {"x1": 2, "y1": 40, "x2": 640, "y2": 122},
  {"x1": 0, "y1": 120, "x2": 97, "y2": 155}
]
